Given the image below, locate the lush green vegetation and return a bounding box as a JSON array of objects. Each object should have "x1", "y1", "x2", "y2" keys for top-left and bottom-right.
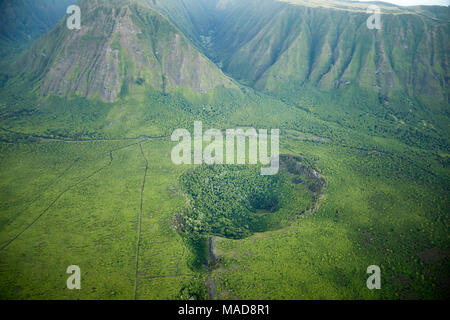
[
  {"x1": 181, "y1": 165, "x2": 287, "y2": 239},
  {"x1": 179, "y1": 157, "x2": 324, "y2": 238},
  {"x1": 211, "y1": 140, "x2": 449, "y2": 299},
  {"x1": 0, "y1": 0, "x2": 448, "y2": 301},
  {"x1": 0, "y1": 139, "x2": 198, "y2": 299}
]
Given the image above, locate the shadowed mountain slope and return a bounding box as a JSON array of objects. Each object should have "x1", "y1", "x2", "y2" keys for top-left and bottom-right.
[{"x1": 0, "y1": 0, "x2": 74, "y2": 68}]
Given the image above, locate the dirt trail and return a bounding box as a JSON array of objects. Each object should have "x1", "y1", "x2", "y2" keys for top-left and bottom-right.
[
  {"x1": 134, "y1": 143, "x2": 148, "y2": 300},
  {"x1": 0, "y1": 127, "x2": 169, "y2": 143},
  {"x1": 36, "y1": 136, "x2": 168, "y2": 143},
  {"x1": 206, "y1": 236, "x2": 219, "y2": 300}
]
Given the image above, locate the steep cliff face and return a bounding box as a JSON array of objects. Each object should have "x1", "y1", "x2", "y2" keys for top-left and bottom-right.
[
  {"x1": 126, "y1": 0, "x2": 448, "y2": 113},
  {"x1": 12, "y1": 0, "x2": 236, "y2": 102},
  {"x1": 3, "y1": 0, "x2": 449, "y2": 110},
  {"x1": 203, "y1": 0, "x2": 449, "y2": 108}
]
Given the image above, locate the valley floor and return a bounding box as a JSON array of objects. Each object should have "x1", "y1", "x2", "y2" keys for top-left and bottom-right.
[{"x1": 0, "y1": 133, "x2": 448, "y2": 299}]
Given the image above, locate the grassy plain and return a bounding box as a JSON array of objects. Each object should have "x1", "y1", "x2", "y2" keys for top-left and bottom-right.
[
  {"x1": 0, "y1": 139, "x2": 196, "y2": 299},
  {"x1": 0, "y1": 121, "x2": 447, "y2": 299}
]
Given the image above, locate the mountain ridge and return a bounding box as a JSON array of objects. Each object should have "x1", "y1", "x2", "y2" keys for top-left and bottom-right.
[
  {"x1": 135, "y1": 0, "x2": 448, "y2": 117},
  {"x1": 7, "y1": 0, "x2": 237, "y2": 102},
  {"x1": 0, "y1": 0, "x2": 448, "y2": 149}
]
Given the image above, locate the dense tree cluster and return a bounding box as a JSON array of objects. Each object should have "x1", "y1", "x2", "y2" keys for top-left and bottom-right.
[{"x1": 180, "y1": 164, "x2": 286, "y2": 240}]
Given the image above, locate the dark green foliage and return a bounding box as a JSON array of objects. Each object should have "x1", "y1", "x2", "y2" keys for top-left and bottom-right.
[
  {"x1": 177, "y1": 277, "x2": 208, "y2": 300},
  {"x1": 184, "y1": 236, "x2": 208, "y2": 272},
  {"x1": 178, "y1": 160, "x2": 321, "y2": 243},
  {"x1": 179, "y1": 165, "x2": 287, "y2": 239}
]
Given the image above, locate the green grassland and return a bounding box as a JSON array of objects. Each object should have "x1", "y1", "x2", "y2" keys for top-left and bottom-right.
[
  {"x1": 0, "y1": 107, "x2": 448, "y2": 299},
  {"x1": 0, "y1": 139, "x2": 195, "y2": 299},
  {"x1": 0, "y1": 58, "x2": 448, "y2": 300},
  {"x1": 211, "y1": 139, "x2": 449, "y2": 299}
]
